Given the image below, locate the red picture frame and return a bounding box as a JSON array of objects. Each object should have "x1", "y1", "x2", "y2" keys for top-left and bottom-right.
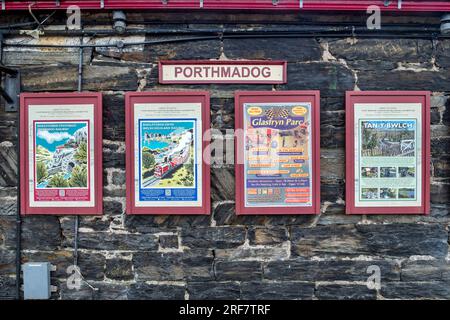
[
  {"x1": 235, "y1": 91, "x2": 321, "y2": 215},
  {"x1": 345, "y1": 91, "x2": 431, "y2": 215},
  {"x1": 125, "y1": 91, "x2": 211, "y2": 215},
  {"x1": 20, "y1": 92, "x2": 103, "y2": 215},
  {"x1": 158, "y1": 60, "x2": 287, "y2": 84}
]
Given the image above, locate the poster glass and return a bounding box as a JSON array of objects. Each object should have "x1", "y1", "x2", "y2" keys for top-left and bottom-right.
[
  {"x1": 20, "y1": 93, "x2": 102, "y2": 215},
  {"x1": 346, "y1": 91, "x2": 430, "y2": 215},
  {"x1": 126, "y1": 92, "x2": 210, "y2": 215},
  {"x1": 235, "y1": 91, "x2": 320, "y2": 215}
]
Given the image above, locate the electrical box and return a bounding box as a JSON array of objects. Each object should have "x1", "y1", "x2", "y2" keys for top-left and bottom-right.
[{"x1": 23, "y1": 262, "x2": 52, "y2": 300}]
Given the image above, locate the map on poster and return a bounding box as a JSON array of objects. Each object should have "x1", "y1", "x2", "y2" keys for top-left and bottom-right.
[
  {"x1": 354, "y1": 103, "x2": 422, "y2": 207},
  {"x1": 243, "y1": 102, "x2": 313, "y2": 207},
  {"x1": 134, "y1": 103, "x2": 203, "y2": 207}
]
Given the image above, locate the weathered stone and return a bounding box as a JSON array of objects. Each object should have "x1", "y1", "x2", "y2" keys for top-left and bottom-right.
[
  {"x1": 0, "y1": 198, "x2": 17, "y2": 216},
  {"x1": 133, "y1": 251, "x2": 214, "y2": 281},
  {"x1": 215, "y1": 261, "x2": 262, "y2": 281},
  {"x1": 73, "y1": 231, "x2": 158, "y2": 251},
  {"x1": 23, "y1": 250, "x2": 104, "y2": 281},
  {"x1": 241, "y1": 282, "x2": 314, "y2": 300},
  {"x1": 103, "y1": 94, "x2": 125, "y2": 142},
  {"x1": 358, "y1": 69, "x2": 450, "y2": 92},
  {"x1": 127, "y1": 283, "x2": 185, "y2": 300},
  {"x1": 211, "y1": 98, "x2": 234, "y2": 130},
  {"x1": 145, "y1": 36, "x2": 220, "y2": 63},
  {"x1": 158, "y1": 234, "x2": 179, "y2": 250},
  {"x1": 125, "y1": 214, "x2": 210, "y2": 232},
  {"x1": 0, "y1": 216, "x2": 15, "y2": 248},
  {"x1": 3, "y1": 36, "x2": 92, "y2": 66},
  {"x1": 93, "y1": 35, "x2": 147, "y2": 62},
  {"x1": 401, "y1": 260, "x2": 450, "y2": 282},
  {"x1": 291, "y1": 224, "x2": 448, "y2": 258},
  {"x1": 431, "y1": 137, "x2": 450, "y2": 157},
  {"x1": 215, "y1": 243, "x2": 289, "y2": 261},
  {"x1": 264, "y1": 259, "x2": 400, "y2": 282},
  {"x1": 60, "y1": 281, "x2": 128, "y2": 300},
  {"x1": 320, "y1": 149, "x2": 345, "y2": 180},
  {"x1": 0, "y1": 249, "x2": 15, "y2": 274},
  {"x1": 0, "y1": 142, "x2": 17, "y2": 187},
  {"x1": 188, "y1": 282, "x2": 240, "y2": 300},
  {"x1": 432, "y1": 156, "x2": 450, "y2": 178},
  {"x1": 0, "y1": 275, "x2": 16, "y2": 299},
  {"x1": 321, "y1": 125, "x2": 345, "y2": 148},
  {"x1": 436, "y1": 39, "x2": 450, "y2": 68},
  {"x1": 21, "y1": 216, "x2": 62, "y2": 250},
  {"x1": 430, "y1": 183, "x2": 450, "y2": 205},
  {"x1": 60, "y1": 216, "x2": 111, "y2": 235},
  {"x1": 328, "y1": 39, "x2": 433, "y2": 63},
  {"x1": 21, "y1": 65, "x2": 138, "y2": 91},
  {"x1": 280, "y1": 62, "x2": 355, "y2": 96},
  {"x1": 381, "y1": 281, "x2": 450, "y2": 299},
  {"x1": 103, "y1": 143, "x2": 126, "y2": 169},
  {"x1": 105, "y1": 258, "x2": 133, "y2": 280},
  {"x1": 316, "y1": 284, "x2": 377, "y2": 300},
  {"x1": 210, "y1": 168, "x2": 235, "y2": 202},
  {"x1": 213, "y1": 202, "x2": 317, "y2": 227},
  {"x1": 103, "y1": 200, "x2": 124, "y2": 215},
  {"x1": 111, "y1": 171, "x2": 126, "y2": 186},
  {"x1": 181, "y1": 227, "x2": 246, "y2": 249},
  {"x1": 248, "y1": 227, "x2": 288, "y2": 245},
  {"x1": 223, "y1": 38, "x2": 322, "y2": 62}
]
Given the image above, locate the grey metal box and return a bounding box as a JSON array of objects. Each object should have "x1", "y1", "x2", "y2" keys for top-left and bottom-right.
[{"x1": 23, "y1": 262, "x2": 51, "y2": 300}]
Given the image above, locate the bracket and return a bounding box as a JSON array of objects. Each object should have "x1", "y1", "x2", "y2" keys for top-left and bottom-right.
[{"x1": 1, "y1": 66, "x2": 20, "y2": 112}]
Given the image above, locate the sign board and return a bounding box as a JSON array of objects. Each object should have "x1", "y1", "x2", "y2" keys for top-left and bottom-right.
[
  {"x1": 345, "y1": 91, "x2": 431, "y2": 215},
  {"x1": 159, "y1": 60, "x2": 287, "y2": 84},
  {"x1": 235, "y1": 91, "x2": 321, "y2": 215},
  {"x1": 125, "y1": 91, "x2": 210, "y2": 215},
  {"x1": 20, "y1": 93, "x2": 103, "y2": 215}
]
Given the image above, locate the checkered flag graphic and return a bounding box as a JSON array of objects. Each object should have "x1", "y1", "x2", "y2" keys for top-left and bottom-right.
[{"x1": 265, "y1": 108, "x2": 290, "y2": 119}]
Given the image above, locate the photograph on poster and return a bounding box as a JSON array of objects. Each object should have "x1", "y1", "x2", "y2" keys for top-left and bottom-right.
[
  {"x1": 235, "y1": 91, "x2": 320, "y2": 215},
  {"x1": 20, "y1": 93, "x2": 102, "y2": 215},
  {"x1": 345, "y1": 91, "x2": 430, "y2": 215},
  {"x1": 126, "y1": 92, "x2": 210, "y2": 215}
]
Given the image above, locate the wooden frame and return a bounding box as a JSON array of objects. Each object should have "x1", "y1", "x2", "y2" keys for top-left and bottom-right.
[
  {"x1": 345, "y1": 91, "x2": 431, "y2": 215},
  {"x1": 159, "y1": 60, "x2": 287, "y2": 84},
  {"x1": 20, "y1": 92, "x2": 103, "y2": 215},
  {"x1": 125, "y1": 91, "x2": 211, "y2": 215},
  {"x1": 235, "y1": 90, "x2": 321, "y2": 215}
]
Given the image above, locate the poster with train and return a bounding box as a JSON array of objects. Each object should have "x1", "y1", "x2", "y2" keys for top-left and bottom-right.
[{"x1": 138, "y1": 119, "x2": 198, "y2": 202}]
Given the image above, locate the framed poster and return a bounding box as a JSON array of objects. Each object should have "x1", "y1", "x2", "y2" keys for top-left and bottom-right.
[
  {"x1": 125, "y1": 91, "x2": 210, "y2": 215},
  {"x1": 345, "y1": 91, "x2": 431, "y2": 215},
  {"x1": 235, "y1": 91, "x2": 320, "y2": 215},
  {"x1": 20, "y1": 93, "x2": 103, "y2": 215}
]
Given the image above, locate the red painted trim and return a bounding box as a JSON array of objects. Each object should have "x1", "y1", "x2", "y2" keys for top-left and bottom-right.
[
  {"x1": 125, "y1": 91, "x2": 211, "y2": 215},
  {"x1": 345, "y1": 91, "x2": 431, "y2": 215},
  {"x1": 235, "y1": 90, "x2": 320, "y2": 215},
  {"x1": 158, "y1": 60, "x2": 287, "y2": 85},
  {"x1": 20, "y1": 92, "x2": 103, "y2": 216},
  {"x1": 3, "y1": 1, "x2": 450, "y2": 12}
]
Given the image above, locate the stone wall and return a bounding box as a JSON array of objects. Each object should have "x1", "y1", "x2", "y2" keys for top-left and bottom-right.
[{"x1": 0, "y1": 11, "x2": 449, "y2": 300}]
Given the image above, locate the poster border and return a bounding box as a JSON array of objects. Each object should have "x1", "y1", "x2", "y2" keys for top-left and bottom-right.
[
  {"x1": 158, "y1": 60, "x2": 287, "y2": 84},
  {"x1": 345, "y1": 91, "x2": 431, "y2": 215},
  {"x1": 20, "y1": 92, "x2": 103, "y2": 216},
  {"x1": 125, "y1": 91, "x2": 211, "y2": 215},
  {"x1": 234, "y1": 90, "x2": 321, "y2": 215}
]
